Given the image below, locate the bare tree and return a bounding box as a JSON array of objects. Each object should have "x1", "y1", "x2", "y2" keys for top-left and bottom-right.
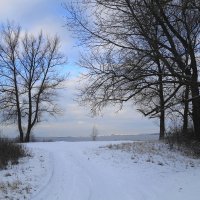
[
  {"x1": 65, "y1": 0, "x2": 200, "y2": 140},
  {"x1": 78, "y1": 50, "x2": 179, "y2": 139},
  {"x1": 0, "y1": 23, "x2": 67, "y2": 142},
  {"x1": 91, "y1": 125, "x2": 98, "y2": 141}
]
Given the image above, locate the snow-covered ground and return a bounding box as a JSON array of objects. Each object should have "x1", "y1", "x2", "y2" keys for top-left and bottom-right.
[{"x1": 1, "y1": 141, "x2": 200, "y2": 200}]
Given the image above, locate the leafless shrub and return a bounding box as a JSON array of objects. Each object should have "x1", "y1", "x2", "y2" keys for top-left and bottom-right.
[
  {"x1": 165, "y1": 128, "x2": 200, "y2": 158},
  {"x1": 0, "y1": 137, "x2": 29, "y2": 169}
]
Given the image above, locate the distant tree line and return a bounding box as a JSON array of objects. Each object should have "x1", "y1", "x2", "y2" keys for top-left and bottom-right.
[{"x1": 64, "y1": 0, "x2": 200, "y2": 140}]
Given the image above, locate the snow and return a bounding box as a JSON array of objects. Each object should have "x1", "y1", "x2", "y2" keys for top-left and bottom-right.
[
  {"x1": 1, "y1": 141, "x2": 200, "y2": 200},
  {"x1": 0, "y1": 148, "x2": 52, "y2": 200}
]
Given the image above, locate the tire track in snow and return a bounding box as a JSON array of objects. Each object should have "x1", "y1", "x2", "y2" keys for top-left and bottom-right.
[
  {"x1": 30, "y1": 150, "x2": 54, "y2": 200},
  {"x1": 30, "y1": 143, "x2": 92, "y2": 200},
  {"x1": 64, "y1": 152, "x2": 93, "y2": 200},
  {"x1": 30, "y1": 142, "x2": 135, "y2": 200},
  {"x1": 32, "y1": 152, "x2": 70, "y2": 200}
]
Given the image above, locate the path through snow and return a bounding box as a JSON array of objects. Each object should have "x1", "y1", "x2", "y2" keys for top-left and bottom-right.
[
  {"x1": 30, "y1": 142, "x2": 134, "y2": 200},
  {"x1": 26, "y1": 141, "x2": 200, "y2": 200}
]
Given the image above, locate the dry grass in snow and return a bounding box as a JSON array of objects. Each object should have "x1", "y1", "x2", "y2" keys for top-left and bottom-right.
[
  {"x1": 103, "y1": 141, "x2": 200, "y2": 169},
  {"x1": 0, "y1": 148, "x2": 52, "y2": 200}
]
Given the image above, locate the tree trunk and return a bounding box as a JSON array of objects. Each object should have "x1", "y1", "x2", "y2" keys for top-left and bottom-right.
[
  {"x1": 158, "y1": 63, "x2": 165, "y2": 140},
  {"x1": 159, "y1": 109, "x2": 165, "y2": 140},
  {"x1": 25, "y1": 131, "x2": 31, "y2": 142},
  {"x1": 19, "y1": 131, "x2": 24, "y2": 143},
  {"x1": 182, "y1": 85, "x2": 189, "y2": 135},
  {"x1": 190, "y1": 83, "x2": 200, "y2": 140}
]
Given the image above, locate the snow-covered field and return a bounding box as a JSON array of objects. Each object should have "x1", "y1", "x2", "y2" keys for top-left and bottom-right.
[{"x1": 1, "y1": 141, "x2": 200, "y2": 200}]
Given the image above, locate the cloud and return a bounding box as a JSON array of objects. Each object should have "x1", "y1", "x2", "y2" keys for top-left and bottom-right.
[
  {"x1": 0, "y1": 0, "x2": 48, "y2": 24},
  {"x1": 0, "y1": 1, "x2": 159, "y2": 138},
  {"x1": 0, "y1": 0, "x2": 78, "y2": 60},
  {"x1": 31, "y1": 77, "x2": 158, "y2": 137},
  {"x1": 2, "y1": 77, "x2": 158, "y2": 138}
]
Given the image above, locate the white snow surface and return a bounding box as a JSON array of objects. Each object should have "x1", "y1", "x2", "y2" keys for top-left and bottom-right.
[{"x1": 1, "y1": 141, "x2": 200, "y2": 200}]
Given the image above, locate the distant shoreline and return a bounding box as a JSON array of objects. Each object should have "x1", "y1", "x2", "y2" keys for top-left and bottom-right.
[{"x1": 32, "y1": 133, "x2": 159, "y2": 142}]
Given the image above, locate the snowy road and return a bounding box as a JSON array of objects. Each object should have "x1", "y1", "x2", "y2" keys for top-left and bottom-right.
[
  {"x1": 29, "y1": 142, "x2": 134, "y2": 200},
  {"x1": 26, "y1": 141, "x2": 200, "y2": 200}
]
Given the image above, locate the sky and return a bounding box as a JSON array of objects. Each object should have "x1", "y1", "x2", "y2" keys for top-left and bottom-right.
[{"x1": 0, "y1": 0, "x2": 158, "y2": 138}]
